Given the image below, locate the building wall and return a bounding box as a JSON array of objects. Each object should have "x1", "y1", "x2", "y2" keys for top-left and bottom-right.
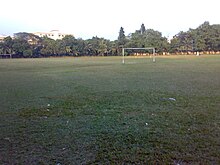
[
  {"x1": 0, "y1": 35, "x2": 14, "y2": 42},
  {"x1": 0, "y1": 35, "x2": 7, "y2": 42},
  {"x1": 33, "y1": 30, "x2": 72, "y2": 40}
]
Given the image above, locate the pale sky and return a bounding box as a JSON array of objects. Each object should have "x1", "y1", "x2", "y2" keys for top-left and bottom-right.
[{"x1": 0, "y1": 0, "x2": 219, "y2": 40}]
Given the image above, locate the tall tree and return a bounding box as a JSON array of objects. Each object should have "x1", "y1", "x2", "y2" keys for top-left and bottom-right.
[
  {"x1": 98, "y1": 38, "x2": 108, "y2": 56},
  {"x1": 14, "y1": 32, "x2": 43, "y2": 57},
  {"x1": 126, "y1": 26, "x2": 169, "y2": 53},
  {"x1": 118, "y1": 27, "x2": 126, "y2": 47},
  {"x1": 12, "y1": 38, "x2": 31, "y2": 57},
  {"x1": 140, "y1": 23, "x2": 146, "y2": 35},
  {"x1": 2, "y1": 36, "x2": 14, "y2": 55},
  {"x1": 40, "y1": 37, "x2": 59, "y2": 56},
  {"x1": 60, "y1": 35, "x2": 77, "y2": 56}
]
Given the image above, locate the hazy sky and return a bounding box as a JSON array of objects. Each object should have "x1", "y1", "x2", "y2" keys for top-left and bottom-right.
[{"x1": 0, "y1": 0, "x2": 219, "y2": 40}]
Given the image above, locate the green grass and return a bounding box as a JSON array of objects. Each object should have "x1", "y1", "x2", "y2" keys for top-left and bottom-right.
[{"x1": 0, "y1": 56, "x2": 219, "y2": 164}]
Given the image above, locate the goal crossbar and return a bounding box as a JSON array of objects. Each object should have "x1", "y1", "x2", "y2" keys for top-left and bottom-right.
[{"x1": 122, "y1": 47, "x2": 155, "y2": 64}]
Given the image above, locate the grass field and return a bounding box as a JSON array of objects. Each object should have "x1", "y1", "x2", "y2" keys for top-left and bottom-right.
[{"x1": 0, "y1": 56, "x2": 219, "y2": 164}]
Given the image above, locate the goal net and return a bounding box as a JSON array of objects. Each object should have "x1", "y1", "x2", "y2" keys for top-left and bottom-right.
[{"x1": 122, "y1": 47, "x2": 156, "y2": 64}]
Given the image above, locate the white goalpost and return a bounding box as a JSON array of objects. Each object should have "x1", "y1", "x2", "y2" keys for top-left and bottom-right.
[{"x1": 122, "y1": 47, "x2": 156, "y2": 64}]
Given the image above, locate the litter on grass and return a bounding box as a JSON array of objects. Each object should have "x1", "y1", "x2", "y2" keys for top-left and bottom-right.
[
  {"x1": 161, "y1": 97, "x2": 176, "y2": 101},
  {"x1": 4, "y1": 137, "x2": 10, "y2": 141},
  {"x1": 168, "y1": 98, "x2": 176, "y2": 101}
]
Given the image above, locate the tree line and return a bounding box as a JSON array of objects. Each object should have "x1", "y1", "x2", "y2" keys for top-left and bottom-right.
[{"x1": 0, "y1": 21, "x2": 219, "y2": 58}]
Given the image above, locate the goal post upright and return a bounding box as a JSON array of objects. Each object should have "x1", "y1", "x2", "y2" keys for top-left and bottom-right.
[
  {"x1": 153, "y1": 48, "x2": 156, "y2": 62},
  {"x1": 122, "y1": 48, "x2": 125, "y2": 64},
  {"x1": 122, "y1": 47, "x2": 156, "y2": 64}
]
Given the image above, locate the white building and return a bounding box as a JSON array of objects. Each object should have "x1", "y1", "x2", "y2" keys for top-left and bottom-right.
[
  {"x1": 33, "y1": 30, "x2": 72, "y2": 40},
  {"x1": 0, "y1": 35, "x2": 8, "y2": 42}
]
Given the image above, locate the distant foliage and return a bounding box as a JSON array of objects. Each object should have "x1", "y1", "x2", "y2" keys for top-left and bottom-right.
[
  {"x1": 0, "y1": 22, "x2": 219, "y2": 58},
  {"x1": 170, "y1": 21, "x2": 220, "y2": 52}
]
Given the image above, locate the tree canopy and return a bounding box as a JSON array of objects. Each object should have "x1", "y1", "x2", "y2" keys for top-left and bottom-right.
[
  {"x1": 170, "y1": 22, "x2": 220, "y2": 52},
  {"x1": 0, "y1": 22, "x2": 219, "y2": 58}
]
